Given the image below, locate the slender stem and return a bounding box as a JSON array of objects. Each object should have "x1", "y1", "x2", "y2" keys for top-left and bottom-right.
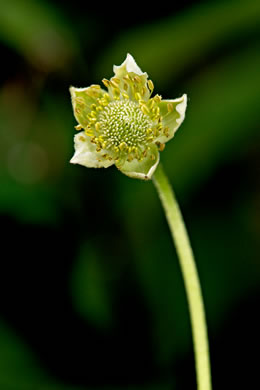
[{"x1": 152, "y1": 163, "x2": 212, "y2": 390}]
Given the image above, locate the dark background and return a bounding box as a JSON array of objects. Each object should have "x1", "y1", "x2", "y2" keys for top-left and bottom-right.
[{"x1": 0, "y1": 0, "x2": 259, "y2": 389}]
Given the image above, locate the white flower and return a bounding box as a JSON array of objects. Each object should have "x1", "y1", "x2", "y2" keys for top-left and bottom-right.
[{"x1": 70, "y1": 54, "x2": 187, "y2": 180}]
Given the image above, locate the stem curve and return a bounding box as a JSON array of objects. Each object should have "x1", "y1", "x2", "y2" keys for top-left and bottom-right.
[{"x1": 152, "y1": 163, "x2": 212, "y2": 390}]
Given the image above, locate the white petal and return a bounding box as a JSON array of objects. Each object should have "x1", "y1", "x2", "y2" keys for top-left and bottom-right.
[
  {"x1": 156, "y1": 94, "x2": 187, "y2": 144},
  {"x1": 70, "y1": 85, "x2": 106, "y2": 128},
  {"x1": 113, "y1": 53, "x2": 146, "y2": 77},
  {"x1": 175, "y1": 93, "x2": 187, "y2": 127},
  {"x1": 119, "y1": 144, "x2": 159, "y2": 180},
  {"x1": 70, "y1": 132, "x2": 114, "y2": 168}
]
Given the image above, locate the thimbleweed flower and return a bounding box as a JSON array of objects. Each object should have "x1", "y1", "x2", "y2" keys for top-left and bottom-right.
[
  {"x1": 69, "y1": 55, "x2": 212, "y2": 390},
  {"x1": 70, "y1": 54, "x2": 187, "y2": 180}
]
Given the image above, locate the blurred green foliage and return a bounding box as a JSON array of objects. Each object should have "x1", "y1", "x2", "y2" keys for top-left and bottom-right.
[
  {"x1": 70, "y1": 243, "x2": 113, "y2": 328},
  {"x1": 0, "y1": 321, "x2": 85, "y2": 390},
  {"x1": 0, "y1": 0, "x2": 259, "y2": 389},
  {"x1": 0, "y1": 0, "x2": 80, "y2": 71}
]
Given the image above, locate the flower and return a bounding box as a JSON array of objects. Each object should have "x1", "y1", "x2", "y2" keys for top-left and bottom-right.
[{"x1": 70, "y1": 54, "x2": 187, "y2": 180}]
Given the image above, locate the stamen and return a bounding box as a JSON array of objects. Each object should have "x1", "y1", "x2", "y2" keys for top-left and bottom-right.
[
  {"x1": 85, "y1": 129, "x2": 94, "y2": 136},
  {"x1": 148, "y1": 80, "x2": 154, "y2": 92},
  {"x1": 154, "y1": 95, "x2": 162, "y2": 103},
  {"x1": 95, "y1": 122, "x2": 101, "y2": 131},
  {"x1": 75, "y1": 124, "x2": 82, "y2": 130},
  {"x1": 102, "y1": 79, "x2": 110, "y2": 88},
  {"x1": 140, "y1": 105, "x2": 150, "y2": 115},
  {"x1": 134, "y1": 75, "x2": 141, "y2": 83},
  {"x1": 110, "y1": 79, "x2": 119, "y2": 89},
  {"x1": 135, "y1": 92, "x2": 142, "y2": 101},
  {"x1": 111, "y1": 77, "x2": 120, "y2": 84},
  {"x1": 159, "y1": 143, "x2": 165, "y2": 151},
  {"x1": 167, "y1": 103, "x2": 173, "y2": 112}
]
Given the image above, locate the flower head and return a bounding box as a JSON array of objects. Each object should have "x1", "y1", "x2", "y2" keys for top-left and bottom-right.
[{"x1": 70, "y1": 54, "x2": 187, "y2": 180}]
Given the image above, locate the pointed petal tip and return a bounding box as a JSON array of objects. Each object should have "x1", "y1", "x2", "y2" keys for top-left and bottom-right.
[
  {"x1": 69, "y1": 86, "x2": 75, "y2": 98},
  {"x1": 70, "y1": 154, "x2": 78, "y2": 164},
  {"x1": 176, "y1": 94, "x2": 188, "y2": 125},
  {"x1": 70, "y1": 132, "x2": 115, "y2": 169},
  {"x1": 113, "y1": 53, "x2": 146, "y2": 77}
]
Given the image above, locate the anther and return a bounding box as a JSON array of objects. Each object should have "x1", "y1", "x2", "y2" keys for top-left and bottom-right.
[
  {"x1": 141, "y1": 105, "x2": 150, "y2": 115},
  {"x1": 152, "y1": 107, "x2": 160, "y2": 116},
  {"x1": 111, "y1": 77, "x2": 120, "y2": 84},
  {"x1": 134, "y1": 75, "x2": 141, "y2": 83},
  {"x1": 112, "y1": 88, "x2": 120, "y2": 98},
  {"x1": 156, "y1": 142, "x2": 165, "y2": 151},
  {"x1": 153, "y1": 95, "x2": 162, "y2": 103},
  {"x1": 123, "y1": 75, "x2": 131, "y2": 83},
  {"x1": 148, "y1": 80, "x2": 154, "y2": 92},
  {"x1": 110, "y1": 79, "x2": 119, "y2": 89},
  {"x1": 85, "y1": 129, "x2": 94, "y2": 136},
  {"x1": 103, "y1": 93, "x2": 111, "y2": 100},
  {"x1": 148, "y1": 99, "x2": 155, "y2": 108},
  {"x1": 75, "y1": 124, "x2": 82, "y2": 130},
  {"x1": 160, "y1": 143, "x2": 165, "y2": 151},
  {"x1": 141, "y1": 87, "x2": 146, "y2": 96},
  {"x1": 135, "y1": 92, "x2": 142, "y2": 101},
  {"x1": 102, "y1": 79, "x2": 110, "y2": 88},
  {"x1": 95, "y1": 122, "x2": 101, "y2": 131},
  {"x1": 119, "y1": 142, "x2": 126, "y2": 151},
  {"x1": 167, "y1": 103, "x2": 174, "y2": 112},
  {"x1": 163, "y1": 127, "x2": 170, "y2": 137}
]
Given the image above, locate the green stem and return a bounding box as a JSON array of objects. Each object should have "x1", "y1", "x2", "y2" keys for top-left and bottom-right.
[{"x1": 152, "y1": 163, "x2": 212, "y2": 390}]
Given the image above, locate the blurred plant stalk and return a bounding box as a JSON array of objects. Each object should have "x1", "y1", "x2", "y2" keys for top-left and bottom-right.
[{"x1": 153, "y1": 163, "x2": 212, "y2": 390}]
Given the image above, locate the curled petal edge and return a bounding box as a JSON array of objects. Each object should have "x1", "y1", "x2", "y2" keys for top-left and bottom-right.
[
  {"x1": 113, "y1": 53, "x2": 146, "y2": 77},
  {"x1": 175, "y1": 93, "x2": 187, "y2": 128},
  {"x1": 118, "y1": 145, "x2": 160, "y2": 180},
  {"x1": 69, "y1": 85, "x2": 106, "y2": 128},
  {"x1": 156, "y1": 94, "x2": 187, "y2": 144},
  {"x1": 70, "y1": 132, "x2": 114, "y2": 169}
]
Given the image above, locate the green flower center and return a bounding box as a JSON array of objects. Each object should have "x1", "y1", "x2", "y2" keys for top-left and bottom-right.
[{"x1": 99, "y1": 100, "x2": 152, "y2": 149}]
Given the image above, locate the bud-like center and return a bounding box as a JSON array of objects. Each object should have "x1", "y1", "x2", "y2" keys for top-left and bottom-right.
[{"x1": 99, "y1": 100, "x2": 152, "y2": 150}]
